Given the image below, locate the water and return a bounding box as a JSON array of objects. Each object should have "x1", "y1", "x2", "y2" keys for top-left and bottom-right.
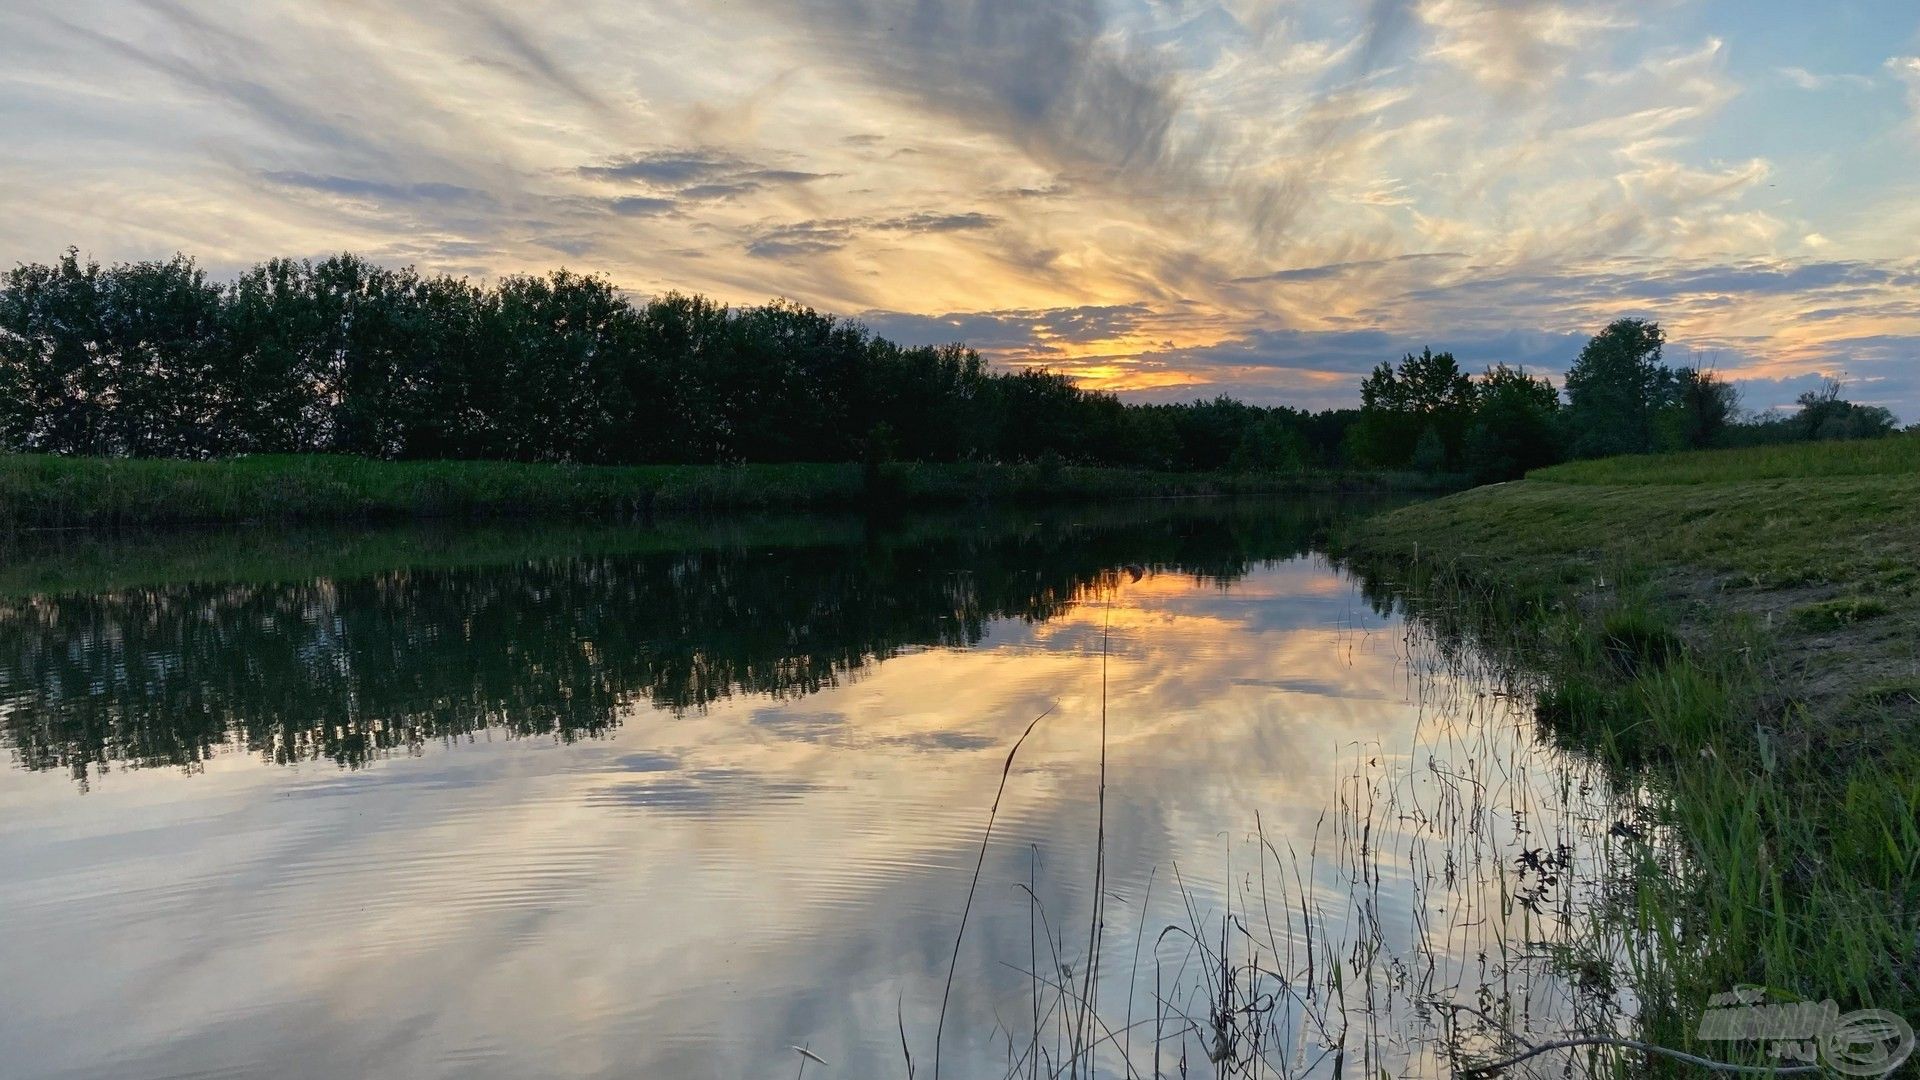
[{"x1": 0, "y1": 500, "x2": 1628, "y2": 1078}]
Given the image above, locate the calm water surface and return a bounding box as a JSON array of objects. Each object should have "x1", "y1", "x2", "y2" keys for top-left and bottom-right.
[{"x1": 0, "y1": 501, "x2": 1624, "y2": 1079}]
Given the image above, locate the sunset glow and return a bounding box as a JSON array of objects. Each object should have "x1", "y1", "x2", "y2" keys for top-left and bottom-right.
[{"x1": 3, "y1": 1, "x2": 1916, "y2": 417}]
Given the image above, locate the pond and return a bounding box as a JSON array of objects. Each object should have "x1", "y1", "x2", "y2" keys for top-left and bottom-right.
[{"x1": 0, "y1": 500, "x2": 1631, "y2": 1079}]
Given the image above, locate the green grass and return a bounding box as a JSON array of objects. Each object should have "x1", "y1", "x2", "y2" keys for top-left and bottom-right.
[
  {"x1": 1358, "y1": 439, "x2": 1920, "y2": 597},
  {"x1": 1338, "y1": 435, "x2": 1920, "y2": 1075},
  {"x1": 1790, "y1": 595, "x2": 1891, "y2": 630},
  {"x1": 1532, "y1": 430, "x2": 1920, "y2": 485},
  {"x1": 0, "y1": 453, "x2": 1454, "y2": 529}
]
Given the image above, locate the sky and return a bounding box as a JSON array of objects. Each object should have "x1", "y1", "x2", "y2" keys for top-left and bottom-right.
[{"x1": 2, "y1": 0, "x2": 1918, "y2": 420}]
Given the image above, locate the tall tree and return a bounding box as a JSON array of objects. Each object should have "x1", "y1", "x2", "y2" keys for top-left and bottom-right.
[
  {"x1": 1564, "y1": 317, "x2": 1672, "y2": 457},
  {"x1": 0, "y1": 249, "x2": 110, "y2": 455},
  {"x1": 1464, "y1": 364, "x2": 1562, "y2": 481},
  {"x1": 1355, "y1": 347, "x2": 1475, "y2": 469}
]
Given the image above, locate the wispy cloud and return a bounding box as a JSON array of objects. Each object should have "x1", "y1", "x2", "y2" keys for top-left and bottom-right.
[
  {"x1": 608, "y1": 196, "x2": 679, "y2": 217},
  {"x1": 581, "y1": 149, "x2": 830, "y2": 201},
  {"x1": 469, "y1": 4, "x2": 618, "y2": 115},
  {"x1": 1, "y1": 0, "x2": 1918, "y2": 421},
  {"x1": 745, "y1": 211, "x2": 999, "y2": 258},
  {"x1": 1890, "y1": 56, "x2": 1920, "y2": 126},
  {"x1": 1232, "y1": 253, "x2": 1468, "y2": 285},
  {"x1": 261, "y1": 172, "x2": 490, "y2": 205},
  {"x1": 1778, "y1": 66, "x2": 1876, "y2": 91},
  {"x1": 858, "y1": 304, "x2": 1158, "y2": 352}
]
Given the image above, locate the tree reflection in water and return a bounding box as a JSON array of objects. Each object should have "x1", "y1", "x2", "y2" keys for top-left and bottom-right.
[{"x1": 0, "y1": 499, "x2": 1362, "y2": 785}]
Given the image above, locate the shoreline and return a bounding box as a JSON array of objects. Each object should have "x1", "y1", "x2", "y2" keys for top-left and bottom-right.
[{"x1": 1334, "y1": 434, "x2": 1920, "y2": 1068}]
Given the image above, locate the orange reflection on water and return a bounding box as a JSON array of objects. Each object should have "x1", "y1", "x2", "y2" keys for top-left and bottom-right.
[{"x1": 0, "y1": 542, "x2": 1614, "y2": 1079}]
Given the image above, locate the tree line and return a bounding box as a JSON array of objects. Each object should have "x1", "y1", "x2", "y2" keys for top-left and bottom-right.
[
  {"x1": 0, "y1": 250, "x2": 1358, "y2": 471},
  {"x1": 0, "y1": 249, "x2": 1903, "y2": 478},
  {"x1": 1348, "y1": 317, "x2": 1902, "y2": 481}
]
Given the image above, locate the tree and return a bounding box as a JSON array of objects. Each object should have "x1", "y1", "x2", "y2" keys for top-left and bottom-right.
[
  {"x1": 0, "y1": 249, "x2": 110, "y2": 455},
  {"x1": 1660, "y1": 367, "x2": 1740, "y2": 450},
  {"x1": 1411, "y1": 426, "x2": 1447, "y2": 473},
  {"x1": 1464, "y1": 364, "x2": 1562, "y2": 482},
  {"x1": 487, "y1": 270, "x2": 641, "y2": 462},
  {"x1": 301, "y1": 254, "x2": 431, "y2": 459},
  {"x1": 0, "y1": 247, "x2": 1402, "y2": 474},
  {"x1": 1794, "y1": 378, "x2": 1897, "y2": 441},
  {"x1": 221, "y1": 258, "x2": 351, "y2": 454},
  {"x1": 1564, "y1": 318, "x2": 1671, "y2": 457},
  {"x1": 1355, "y1": 347, "x2": 1475, "y2": 468},
  {"x1": 1229, "y1": 412, "x2": 1307, "y2": 473}
]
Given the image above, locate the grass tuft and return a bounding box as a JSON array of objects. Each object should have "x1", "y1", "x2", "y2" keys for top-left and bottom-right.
[
  {"x1": 1789, "y1": 596, "x2": 1890, "y2": 631},
  {"x1": 1600, "y1": 609, "x2": 1685, "y2": 674}
]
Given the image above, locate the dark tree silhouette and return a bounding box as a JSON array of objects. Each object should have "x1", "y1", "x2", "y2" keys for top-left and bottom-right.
[
  {"x1": 3, "y1": 251, "x2": 1895, "y2": 477},
  {"x1": 0, "y1": 251, "x2": 1362, "y2": 472},
  {"x1": 0, "y1": 502, "x2": 1331, "y2": 785},
  {"x1": 1564, "y1": 318, "x2": 1671, "y2": 457}
]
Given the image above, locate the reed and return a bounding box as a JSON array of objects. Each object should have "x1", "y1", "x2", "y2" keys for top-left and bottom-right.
[
  {"x1": 1331, "y1": 442, "x2": 1920, "y2": 1075},
  {"x1": 908, "y1": 433, "x2": 1919, "y2": 1076}
]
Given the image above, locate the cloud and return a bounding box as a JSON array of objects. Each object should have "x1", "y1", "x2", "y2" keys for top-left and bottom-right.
[
  {"x1": 470, "y1": 5, "x2": 617, "y2": 115},
  {"x1": 1770, "y1": 335, "x2": 1920, "y2": 422},
  {"x1": 1354, "y1": 0, "x2": 1420, "y2": 74},
  {"x1": 859, "y1": 303, "x2": 1595, "y2": 408},
  {"x1": 1120, "y1": 325, "x2": 1588, "y2": 391},
  {"x1": 583, "y1": 153, "x2": 739, "y2": 186},
  {"x1": 581, "y1": 149, "x2": 831, "y2": 203},
  {"x1": 583, "y1": 151, "x2": 821, "y2": 189},
  {"x1": 745, "y1": 210, "x2": 998, "y2": 258},
  {"x1": 1232, "y1": 252, "x2": 1467, "y2": 285},
  {"x1": 1890, "y1": 56, "x2": 1920, "y2": 123},
  {"x1": 37, "y1": 12, "x2": 400, "y2": 170},
  {"x1": 261, "y1": 171, "x2": 490, "y2": 205},
  {"x1": 756, "y1": 0, "x2": 1190, "y2": 177},
  {"x1": 5, "y1": 1, "x2": 1920, "y2": 420},
  {"x1": 1391, "y1": 258, "x2": 1920, "y2": 311},
  {"x1": 878, "y1": 211, "x2": 999, "y2": 233},
  {"x1": 743, "y1": 0, "x2": 1343, "y2": 246},
  {"x1": 1730, "y1": 358, "x2": 1918, "y2": 423},
  {"x1": 1419, "y1": 0, "x2": 1631, "y2": 95},
  {"x1": 857, "y1": 303, "x2": 1157, "y2": 352},
  {"x1": 1777, "y1": 66, "x2": 1875, "y2": 92},
  {"x1": 609, "y1": 195, "x2": 678, "y2": 216},
  {"x1": 746, "y1": 220, "x2": 856, "y2": 258}
]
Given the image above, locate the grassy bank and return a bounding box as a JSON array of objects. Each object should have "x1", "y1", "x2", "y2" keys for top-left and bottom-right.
[
  {"x1": 0, "y1": 453, "x2": 1455, "y2": 529},
  {"x1": 1338, "y1": 434, "x2": 1920, "y2": 1073}
]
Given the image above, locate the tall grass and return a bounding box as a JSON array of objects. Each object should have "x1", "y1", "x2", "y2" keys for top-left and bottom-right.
[
  {"x1": 1339, "y1": 549, "x2": 1920, "y2": 1076},
  {"x1": 0, "y1": 452, "x2": 1456, "y2": 529}
]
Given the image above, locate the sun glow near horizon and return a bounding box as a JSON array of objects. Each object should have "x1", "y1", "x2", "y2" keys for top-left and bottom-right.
[{"x1": 2, "y1": 1, "x2": 1918, "y2": 419}]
